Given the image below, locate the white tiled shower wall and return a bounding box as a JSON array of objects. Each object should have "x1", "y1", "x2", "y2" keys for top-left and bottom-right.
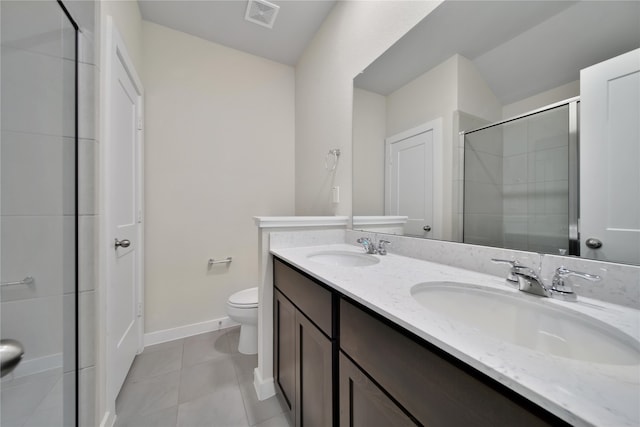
[
  {"x1": 0, "y1": 1, "x2": 97, "y2": 425},
  {"x1": 502, "y1": 106, "x2": 569, "y2": 254}
]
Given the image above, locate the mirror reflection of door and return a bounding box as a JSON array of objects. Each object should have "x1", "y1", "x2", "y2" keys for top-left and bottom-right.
[
  {"x1": 580, "y1": 48, "x2": 640, "y2": 264},
  {"x1": 385, "y1": 121, "x2": 441, "y2": 238}
]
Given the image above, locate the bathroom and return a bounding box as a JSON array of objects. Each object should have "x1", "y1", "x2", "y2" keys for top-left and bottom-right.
[{"x1": 0, "y1": 0, "x2": 638, "y2": 426}]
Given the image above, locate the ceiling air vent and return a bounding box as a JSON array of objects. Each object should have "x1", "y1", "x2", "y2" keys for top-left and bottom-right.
[{"x1": 245, "y1": 0, "x2": 280, "y2": 29}]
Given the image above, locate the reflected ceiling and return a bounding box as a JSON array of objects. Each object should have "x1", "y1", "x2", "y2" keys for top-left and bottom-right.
[{"x1": 355, "y1": 1, "x2": 640, "y2": 104}]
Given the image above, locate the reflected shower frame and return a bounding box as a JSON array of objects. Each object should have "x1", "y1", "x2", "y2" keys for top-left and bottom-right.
[{"x1": 460, "y1": 97, "x2": 580, "y2": 256}]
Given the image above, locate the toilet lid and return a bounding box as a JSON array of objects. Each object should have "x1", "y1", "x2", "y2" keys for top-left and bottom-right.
[{"x1": 229, "y1": 287, "x2": 258, "y2": 307}]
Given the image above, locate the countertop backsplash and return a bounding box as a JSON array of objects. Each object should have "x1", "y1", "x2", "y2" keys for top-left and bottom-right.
[{"x1": 346, "y1": 230, "x2": 639, "y2": 309}]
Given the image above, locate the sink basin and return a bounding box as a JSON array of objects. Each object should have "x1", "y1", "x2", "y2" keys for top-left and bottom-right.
[
  {"x1": 411, "y1": 282, "x2": 640, "y2": 365},
  {"x1": 307, "y1": 251, "x2": 379, "y2": 267}
]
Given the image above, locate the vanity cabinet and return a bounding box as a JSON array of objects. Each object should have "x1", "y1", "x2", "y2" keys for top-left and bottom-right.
[
  {"x1": 339, "y1": 299, "x2": 563, "y2": 427},
  {"x1": 273, "y1": 257, "x2": 565, "y2": 427},
  {"x1": 274, "y1": 258, "x2": 334, "y2": 427}
]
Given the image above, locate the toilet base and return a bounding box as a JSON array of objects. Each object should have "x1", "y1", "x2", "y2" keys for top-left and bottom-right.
[{"x1": 237, "y1": 324, "x2": 257, "y2": 355}]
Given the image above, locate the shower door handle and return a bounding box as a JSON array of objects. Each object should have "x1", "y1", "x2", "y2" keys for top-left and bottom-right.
[
  {"x1": 1, "y1": 339, "x2": 24, "y2": 378},
  {"x1": 423, "y1": 225, "x2": 432, "y2": 232}
]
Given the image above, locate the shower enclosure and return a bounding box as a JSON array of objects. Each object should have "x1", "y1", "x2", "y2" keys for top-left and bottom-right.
[
  {"x1": 1, "y1": 1, "x2": 78, "y2": 425},
  {"x1": 462, "y1": 99, "x2": 579, "y2": 256}
]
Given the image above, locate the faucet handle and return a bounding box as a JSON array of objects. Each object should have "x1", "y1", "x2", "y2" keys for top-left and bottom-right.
[
  {"x1": 491, "y1": 258, "x2": 524, "y2": 283},
  {"x1": 551, "y1": 266, "x2": 601, "y2": 298},
  {"x1": 356, "y1": 237, "x2": 376, "y2": 254},
  {"x1": 377, "y1": 240, "x2": 390, "y2": 255}
]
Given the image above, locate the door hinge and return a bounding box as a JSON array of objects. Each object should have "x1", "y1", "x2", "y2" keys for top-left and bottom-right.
[
  {"x1": 137, "y1": 118, "x2": 143, "y2": 130},
  {"x1": 137, "y1": 210, "x2": 143, "y2": 223},
  {"x1": 137, "y1": 302, "x2": 143, "y2": 317}
]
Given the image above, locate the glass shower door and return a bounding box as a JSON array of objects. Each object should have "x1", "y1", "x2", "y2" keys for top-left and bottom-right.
[
  {"x1": 463, "y1": 103, "x2": 575, "y2": 255},
  {"x1": 1, "y1": 1, "x2": 77, "y2": 426}
]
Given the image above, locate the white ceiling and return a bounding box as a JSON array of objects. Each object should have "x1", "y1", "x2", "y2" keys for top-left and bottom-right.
[
  {"x1": 138, "y1": 0, "x2": 336, "y2": 66},
  {"x1": 138, "y1": 0, "x2": 639, "y2": 104},
  {"x1": 354, "y1": 1, "x2": 640, "y2": 104}
]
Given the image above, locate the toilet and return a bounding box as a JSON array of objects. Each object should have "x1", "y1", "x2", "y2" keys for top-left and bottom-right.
[{"x1": 226, "y1": 287, "x2": 259, "y2": 355}]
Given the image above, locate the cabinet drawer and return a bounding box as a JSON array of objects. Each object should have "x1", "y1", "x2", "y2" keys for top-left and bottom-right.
[
  {"x1": 340, "y1": 298, "x2": 557, "y2": 427},
  {"x1": 274, "y1": 258, "x2": 333, "y2": 337}
]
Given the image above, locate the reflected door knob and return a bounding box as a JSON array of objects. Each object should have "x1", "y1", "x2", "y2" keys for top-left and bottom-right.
[
  {"x1": 114, "y1": 238, "x2": 131, "y2": 249},
  {"x1": 585, "y1": 238, "x2": 602, "y2": 249},
  {"x1": 423, "y1": 225, "x2": 432, "y2": 232}
]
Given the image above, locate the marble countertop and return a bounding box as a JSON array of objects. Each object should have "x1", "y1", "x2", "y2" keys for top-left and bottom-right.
[{"x1": 271, "y1": 243, "x2": 640, "y2": 427}]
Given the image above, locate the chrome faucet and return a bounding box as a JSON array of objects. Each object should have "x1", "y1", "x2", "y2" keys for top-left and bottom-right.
[
  {"x1": 377, "y1": 240, "x2": 391, "y2": 255},
  {"x1": 550, "y1": 266, "x2": 601, "y2": 301},
  {"x1": 512, "y1": 266, "x2": 549, "y2": 297},
  {"x1": 356, "y1": 237, "x2": 391, "y2": 255},
  {"x1": 491, "y1": 259, "x2": 524, "y2": 284},
  {"x1": 357, "y1": 237, "x2": 377, "y2": 254},
  {"x1": 492, "y1": 258, "x2": 601, "y2": 301}
]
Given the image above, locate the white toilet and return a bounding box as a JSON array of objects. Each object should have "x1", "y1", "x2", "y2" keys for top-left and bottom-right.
[{"x1": 226, "y1": 287, "x2": 259, "y2": 355}]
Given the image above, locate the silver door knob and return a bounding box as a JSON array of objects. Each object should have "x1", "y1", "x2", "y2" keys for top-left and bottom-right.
[
  {"x1": 115, "y1": 238, "x2": 131, "y2": 249},
  {"x1": 585, "y1": 238, "x2": 602, "y2": 249},
  {"x1": 423, "y1": 225, "x2": 432, "y2": 232},
  {"x1": 1, "y1": 339, "x2": 24, "y2": 378}
]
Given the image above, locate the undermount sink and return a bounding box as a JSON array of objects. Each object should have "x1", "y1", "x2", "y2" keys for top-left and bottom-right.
[
  {"x1": 410, "y1": 282, "x2": 640, "y2": 365},
  {"x1": 307, "y1": 250, "x2": 379, "y2": 267}
]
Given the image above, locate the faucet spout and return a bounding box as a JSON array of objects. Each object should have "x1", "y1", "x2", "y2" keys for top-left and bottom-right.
[{"x1": 513, "y1": 267, "x2": 549, "y2": 297}]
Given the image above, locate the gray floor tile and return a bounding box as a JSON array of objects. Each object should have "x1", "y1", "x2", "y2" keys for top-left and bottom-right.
[
  {"x1": 145, "y1": 338, "x2": 184, "y2": 354},
  {"x1": 224, "y1": 327, "x2": 241, "y2": 354},
  {"x1": 182, "y1": 329, "x2": 233, "y2": 367},
  {"x1": 177, "y1": 386, "x2": 249, "y2": 427},
  {"x1": 126, "y1": 343, "x2": 183, "y2": 382},
  {"x1": 179, "y1": 357, "x2": 239, "y2": 404},
  {"x1": 114, "y1": 405, "x2": 178, "y2": 427},
  {"x1": 238, "y1": 377, "x2": 286, "y2": 426},
  {"x1": 254, "y1": 412, "x2": 293, "y2": 427},
  {"x1": 232, "y1": 353, "x2": 258, "y2": 384},
  {"x1": 116, "y1": 370, "x2": 180, "y2": 419}
]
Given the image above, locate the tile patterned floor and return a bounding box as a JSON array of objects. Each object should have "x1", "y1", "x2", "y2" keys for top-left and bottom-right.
[{"x1": 115, "y1": 327, "x2": 291, "y2": 427}]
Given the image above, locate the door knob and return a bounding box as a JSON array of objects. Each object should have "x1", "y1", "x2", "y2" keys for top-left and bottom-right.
[
  {"x1": 585, "y1": 238, "x2": 602, "y2": 249},
  {"x1": 423, "y1": 225, "x2": 432, "y2": 232},
  {"x1": 115, "y1": 238, "x2": 131, "y2": 249},
  {"x1": 1, "y1": 339, "x2": 24, "y2": 378}
]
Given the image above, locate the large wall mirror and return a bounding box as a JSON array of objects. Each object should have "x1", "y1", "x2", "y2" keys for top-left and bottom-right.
[{"x1": 352, "y1": 0, "x2": 640, "y2": 265}]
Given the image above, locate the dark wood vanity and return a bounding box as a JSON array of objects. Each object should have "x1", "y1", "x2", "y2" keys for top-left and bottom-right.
[{"x1": 273, "y1": 257, "x2": 568, "y2": 426}]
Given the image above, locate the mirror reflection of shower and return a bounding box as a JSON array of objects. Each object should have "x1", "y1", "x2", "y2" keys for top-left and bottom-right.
[{"x1": 462, "y1": 99, "x2": 578, "y2": 256}]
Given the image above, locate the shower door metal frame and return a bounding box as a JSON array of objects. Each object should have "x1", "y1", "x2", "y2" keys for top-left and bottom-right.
[
  {"x1": 57, "y1": 1, "x2": 80, "y2": 425},
  {"x1": 460, "y1": 97, "x2": 580, "y2": 256}
]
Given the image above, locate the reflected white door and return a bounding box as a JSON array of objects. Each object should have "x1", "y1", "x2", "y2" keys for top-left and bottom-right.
[
  {"x1": 580, "y1": 48, "x2": 640, "y2": 264},
  {"x1": 106, "y1": 20, "x2": 144, "y2": 403},
  {"x1": 385, "y1": 127, "x2": 434, "y2": 237}
]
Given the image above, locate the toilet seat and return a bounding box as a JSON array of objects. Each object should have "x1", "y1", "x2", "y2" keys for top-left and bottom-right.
[{"x1": 228, "y1": 287, "x2": 258, "y2": 308}]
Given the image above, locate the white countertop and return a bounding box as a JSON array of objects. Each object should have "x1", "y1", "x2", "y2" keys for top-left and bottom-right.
[{"x1": 271, "y1": 243, "x2": 640, "y2": 427}]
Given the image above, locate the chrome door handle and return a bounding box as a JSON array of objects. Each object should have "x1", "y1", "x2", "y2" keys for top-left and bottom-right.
[
  {"x1": 1, "y1": 339, "x2": 24, "y2": 378},
  {"x1": 115, "y1": 238, "x2": 131, "y2": 249},
  {"x1": 423, "y1": 225, "x2": 432, "y2": 232}
]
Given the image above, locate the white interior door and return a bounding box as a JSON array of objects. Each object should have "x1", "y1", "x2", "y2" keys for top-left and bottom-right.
[
  {"x1": 580, "y1": 48, "x2": 640, "y2": 264},
  {"x1": 385, "y1": 124, "x2": 437, "y2": 237},
  {"x1": 105, "y1": 19, "x2": 144, "y2": 403}
]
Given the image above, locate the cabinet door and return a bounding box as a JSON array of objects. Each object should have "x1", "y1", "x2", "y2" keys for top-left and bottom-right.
[
  {"x1": 275, "y1": 290, "x2": 296, "y2": 415},
  {"x1": 296, "y1": 313, "x2": 333, "y2": 427},
  {"x1": 339, "y1": 352, "x2": 416, "y2": 427}
]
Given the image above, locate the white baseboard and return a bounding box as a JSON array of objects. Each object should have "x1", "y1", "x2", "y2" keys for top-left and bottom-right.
[
  {"x1": 10, "y1": 352, "x2": 62, "y2": 379},
  {"x1": 253, "y1": 367, "x2": 276, "y2": 401},
  {"x1": 143, "y1": 316, "x2": 239, "y2": 347}
]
